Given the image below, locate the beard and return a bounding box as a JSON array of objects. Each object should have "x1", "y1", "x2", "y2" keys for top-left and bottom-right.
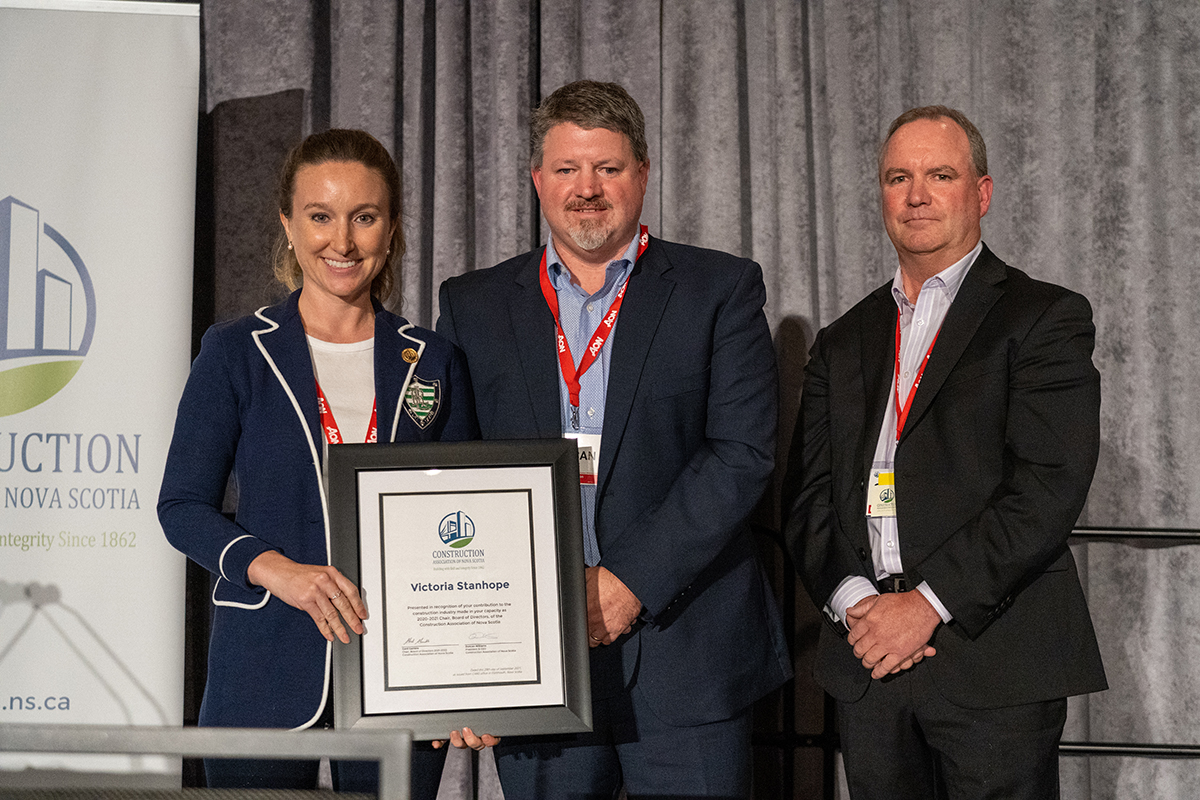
[{"x1": 563, "y1": 200, "x2": 614, "y2": 251}]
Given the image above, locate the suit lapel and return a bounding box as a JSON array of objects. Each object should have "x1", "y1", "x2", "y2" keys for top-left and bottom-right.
[
  {"x1": 859, "y1": 285, "x2": 895, "y2": 479},
  {"x1": 373, "y1": 306, "x2": 410, "y2": 442},
  {"x1": 254, "y1": 294, "x2": 323, "y2": 462},
  {"x1": 598, "y1": 240, "x2": 674, "y2": 494},
  {"x1": 510, "y1": 250, "x2": 564, "y2": 438},
  {"x1": 899, "y1": 247, "x2": 1006, "y2": 443}
]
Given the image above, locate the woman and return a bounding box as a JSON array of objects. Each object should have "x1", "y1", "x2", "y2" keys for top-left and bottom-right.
[{"x1": 158, "y1": 129, "x2": 492, "y2": 793}]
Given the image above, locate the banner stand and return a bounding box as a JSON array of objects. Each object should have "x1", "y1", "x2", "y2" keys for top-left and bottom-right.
[{"x1": 0, "y1": 0, "x2": 199, "y2": 787}]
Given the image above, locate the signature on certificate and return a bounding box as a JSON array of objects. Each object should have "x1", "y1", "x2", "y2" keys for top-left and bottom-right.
[
  {"x1": 403, "y1": 637, "x2": 431, "y2": 645},
  {"x1": 468, "y1": 632, "x2": 499, "y2": 641}
]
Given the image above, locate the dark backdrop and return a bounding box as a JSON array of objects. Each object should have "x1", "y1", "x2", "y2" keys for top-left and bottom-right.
[{"x1": 182, "y1": 1, "x2": 1200, "y2": 797}]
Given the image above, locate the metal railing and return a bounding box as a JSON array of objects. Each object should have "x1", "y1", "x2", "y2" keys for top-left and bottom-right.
[
  {"x1": 755, "y1": 525, "x2": 1200, "y2": 798},
  {"x1": 1059, "y1": 526, "x2": 1200, "y2": 761},
  {"x1": 0, "y1": 724, "x2": 413, "y2": 799}
]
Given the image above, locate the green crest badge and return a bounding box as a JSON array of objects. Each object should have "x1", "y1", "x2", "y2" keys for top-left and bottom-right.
[{"x1": 404, "y1": 377, "x2": 441, "y2": 430}]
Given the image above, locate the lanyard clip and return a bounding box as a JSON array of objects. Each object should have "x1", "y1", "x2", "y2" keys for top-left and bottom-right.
[{"x1": 571, "y1": 405, "x2": 580, "y2": 430}]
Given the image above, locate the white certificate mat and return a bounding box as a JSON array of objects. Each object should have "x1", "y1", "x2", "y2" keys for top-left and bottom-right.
[
  {"x1": 381, "y1": 490, "x2": 536, "y2": 689},
  {"x1": 328, "y1": 440, "x2": 592, "y2": 740},
  {"x1": 358, "y1": 467, "x2": 561, "y2": 712}
]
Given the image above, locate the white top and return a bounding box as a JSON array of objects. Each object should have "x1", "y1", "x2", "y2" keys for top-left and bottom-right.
[{"x1": 306, "y1": 335, "x2": 375, "y2": 445}]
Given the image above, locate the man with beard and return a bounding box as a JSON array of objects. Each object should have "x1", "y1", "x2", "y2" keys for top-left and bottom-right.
[{"x1": 437, "y1": 80, "x2": 791, "y2": 798}]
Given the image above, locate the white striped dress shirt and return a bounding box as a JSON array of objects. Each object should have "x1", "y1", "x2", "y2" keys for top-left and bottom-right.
[{"x1": 828, "y1": 241, "x2": 983, "y2": 625}]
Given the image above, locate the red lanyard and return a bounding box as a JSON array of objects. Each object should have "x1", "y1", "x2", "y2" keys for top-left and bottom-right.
[
  {"x1": 538, "y1": 225, "x2": 650, "y2": 429},
  {"x1": 316, "y1": 380, "x2": 378, "y2": 444},
  {"x1": 893, "y1": 310, "x2": 939, "y2": 441}
]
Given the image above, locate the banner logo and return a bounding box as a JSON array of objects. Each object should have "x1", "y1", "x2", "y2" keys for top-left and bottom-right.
[
  {"x1": 0, "y1": 196, "x2": 97, "y2": 416},
  {"x1": 438, "y1": 511, "x2": 475, "y2": 548}
]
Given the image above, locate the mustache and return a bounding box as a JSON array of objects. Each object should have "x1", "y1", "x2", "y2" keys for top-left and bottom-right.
[{"x1": 565, "y1": 200, "x2": 613, "y2": 212}]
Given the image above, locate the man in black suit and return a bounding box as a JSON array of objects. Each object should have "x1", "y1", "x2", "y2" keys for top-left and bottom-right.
[
  {"x1": 783, "y1": 105, "x2": 1106, "y2": 798},
  {"x1": 438, "y1": 80, "x2": 791, "y2": 799}
]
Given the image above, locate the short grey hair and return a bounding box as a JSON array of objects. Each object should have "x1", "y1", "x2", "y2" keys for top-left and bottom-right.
[{"x1": 879, "y1": 105, "x2": 988, "y2": 180}]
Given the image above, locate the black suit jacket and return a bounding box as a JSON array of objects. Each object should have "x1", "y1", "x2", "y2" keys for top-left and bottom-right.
[
  {"x1": 438, "y1": 237, "x2": 792, "y2": 726},
  {"x1": 783, "y1": 245, "x2": 1106, "y2": 709}
]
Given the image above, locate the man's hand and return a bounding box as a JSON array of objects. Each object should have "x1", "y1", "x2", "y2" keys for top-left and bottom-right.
[
  {"x1": 844, "y1": 594, "x2": 879, "y2": 627},
  {"x1": 432, "y1": 727, "x2": 501, "y2": 751},
  {"x1": 585, "y1": 566, "x2": 641, "y2": 647},
  {"x1": 845, "y1": 591, "x2": 939, "y2": 679},
  {"x1": 247, "y1": 550, "x2": 367, "y2": 643}
]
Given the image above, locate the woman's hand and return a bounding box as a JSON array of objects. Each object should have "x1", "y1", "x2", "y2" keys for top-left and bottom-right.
[
  {"x1": 431, "y1": 727, "x2": 501, "y2": 751},
  {"x1": 247, "y1": 550, "x2": 367, "y2": 643}
]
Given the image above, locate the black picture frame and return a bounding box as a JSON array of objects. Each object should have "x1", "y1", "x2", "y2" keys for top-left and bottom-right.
[{"x1": 327, "y1": 439, "x2": 592, "y2": 741}]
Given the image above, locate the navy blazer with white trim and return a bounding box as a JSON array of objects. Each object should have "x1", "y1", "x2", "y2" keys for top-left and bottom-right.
[{"x1": 158, "y1": 289, "x2": 477, "y2": 730}]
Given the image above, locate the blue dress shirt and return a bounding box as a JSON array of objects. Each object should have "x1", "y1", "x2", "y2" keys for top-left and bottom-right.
[{"x1": 544, "y1": 232, "x2": 640, "y2": 566}]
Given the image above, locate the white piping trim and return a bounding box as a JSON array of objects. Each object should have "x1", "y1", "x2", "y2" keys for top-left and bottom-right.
[
  {"x1": 210, "y1": 577, "x2": 270, "y2": 610},
  {"x1": 250, "y1": 306, "x2": 330, "y2": 551},
  {"x1": 290, "y1": 640, "x2": 333, "y2": 730},
  {"x1": 213, "y1": 534, "x2": 272, "y2": 609},
  {"x1": 251, "y1": 306, "x2": 335, "y2": 729},
  {"x1": 391, "y1": 324, "x2": 426, "y2": 442},
  {"x1": 218, "y1": 533, "x2": 254, "y2": 582}
]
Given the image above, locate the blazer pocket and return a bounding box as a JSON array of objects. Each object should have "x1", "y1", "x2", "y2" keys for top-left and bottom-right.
[
  {"x1": 212, "y1": 576, "x2": 270, "y2": 610},
  {"x1": 652, "y1": 367, "x2": 710, "y2": 399}
]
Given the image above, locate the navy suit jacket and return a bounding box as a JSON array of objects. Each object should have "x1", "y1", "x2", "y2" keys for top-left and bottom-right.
[
  {"x1": 783, "y1": 245, "x2": 1106, "y2": 708},
  {"x1": 438, "y1": 237, "x2": 792, "y2": 726},
  {"x1": 158, "y1": 290, "x2": 477, "y2": 730}
]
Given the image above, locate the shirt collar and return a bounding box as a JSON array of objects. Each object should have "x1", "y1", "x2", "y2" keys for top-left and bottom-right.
[
  {"x1": 890, "y1": 240, "x2": 983, "y2": 311},
  {"x1": 545, "y1": 230, "x2": 641, "y2": 293}
]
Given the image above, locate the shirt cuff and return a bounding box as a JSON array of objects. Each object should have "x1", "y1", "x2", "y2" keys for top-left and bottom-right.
[
  {"x1": 916, "y1": 580, "x2": 954, "y2": 624},
  {"x1": 828, "y1": 575, "x2": 880, "y2": 624}
]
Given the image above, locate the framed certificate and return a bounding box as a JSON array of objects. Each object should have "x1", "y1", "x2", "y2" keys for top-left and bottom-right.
[{"x1": 327, "y1": 439, "x2": 592, "y2": 741}]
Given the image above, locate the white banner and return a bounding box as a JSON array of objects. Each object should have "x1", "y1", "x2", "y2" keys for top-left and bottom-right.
[{"x1": 0, "y1": 0, "x2": 198, "y2": 784}]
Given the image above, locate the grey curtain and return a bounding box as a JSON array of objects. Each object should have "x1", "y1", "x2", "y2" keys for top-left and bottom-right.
[{"x1": 195, "y1": 1, "x2": 1200, "y2": 797}]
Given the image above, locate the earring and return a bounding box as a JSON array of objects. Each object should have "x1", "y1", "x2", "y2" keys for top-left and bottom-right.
[{"x1": 287, "y1": 241, "x2": 293, "y2": 250}]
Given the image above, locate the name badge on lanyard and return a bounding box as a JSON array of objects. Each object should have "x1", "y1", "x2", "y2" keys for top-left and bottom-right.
[
  {"x1": 565, "y1": 433, "x2": 602, "y2": 486},
  {"x1": 866, "y1": 469, "x2": 896, "y2": 518},
  {"x1": 866, "y1": 310, "x2": 941, "y2": 518}
]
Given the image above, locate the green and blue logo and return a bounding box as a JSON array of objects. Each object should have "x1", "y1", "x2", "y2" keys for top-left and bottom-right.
[
  {"x1": 0, "y1": 196, "x2": 96, "y2": 416},
  {"x1": 438, "y1": 511, "x2": 475, "y2": 548}
]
